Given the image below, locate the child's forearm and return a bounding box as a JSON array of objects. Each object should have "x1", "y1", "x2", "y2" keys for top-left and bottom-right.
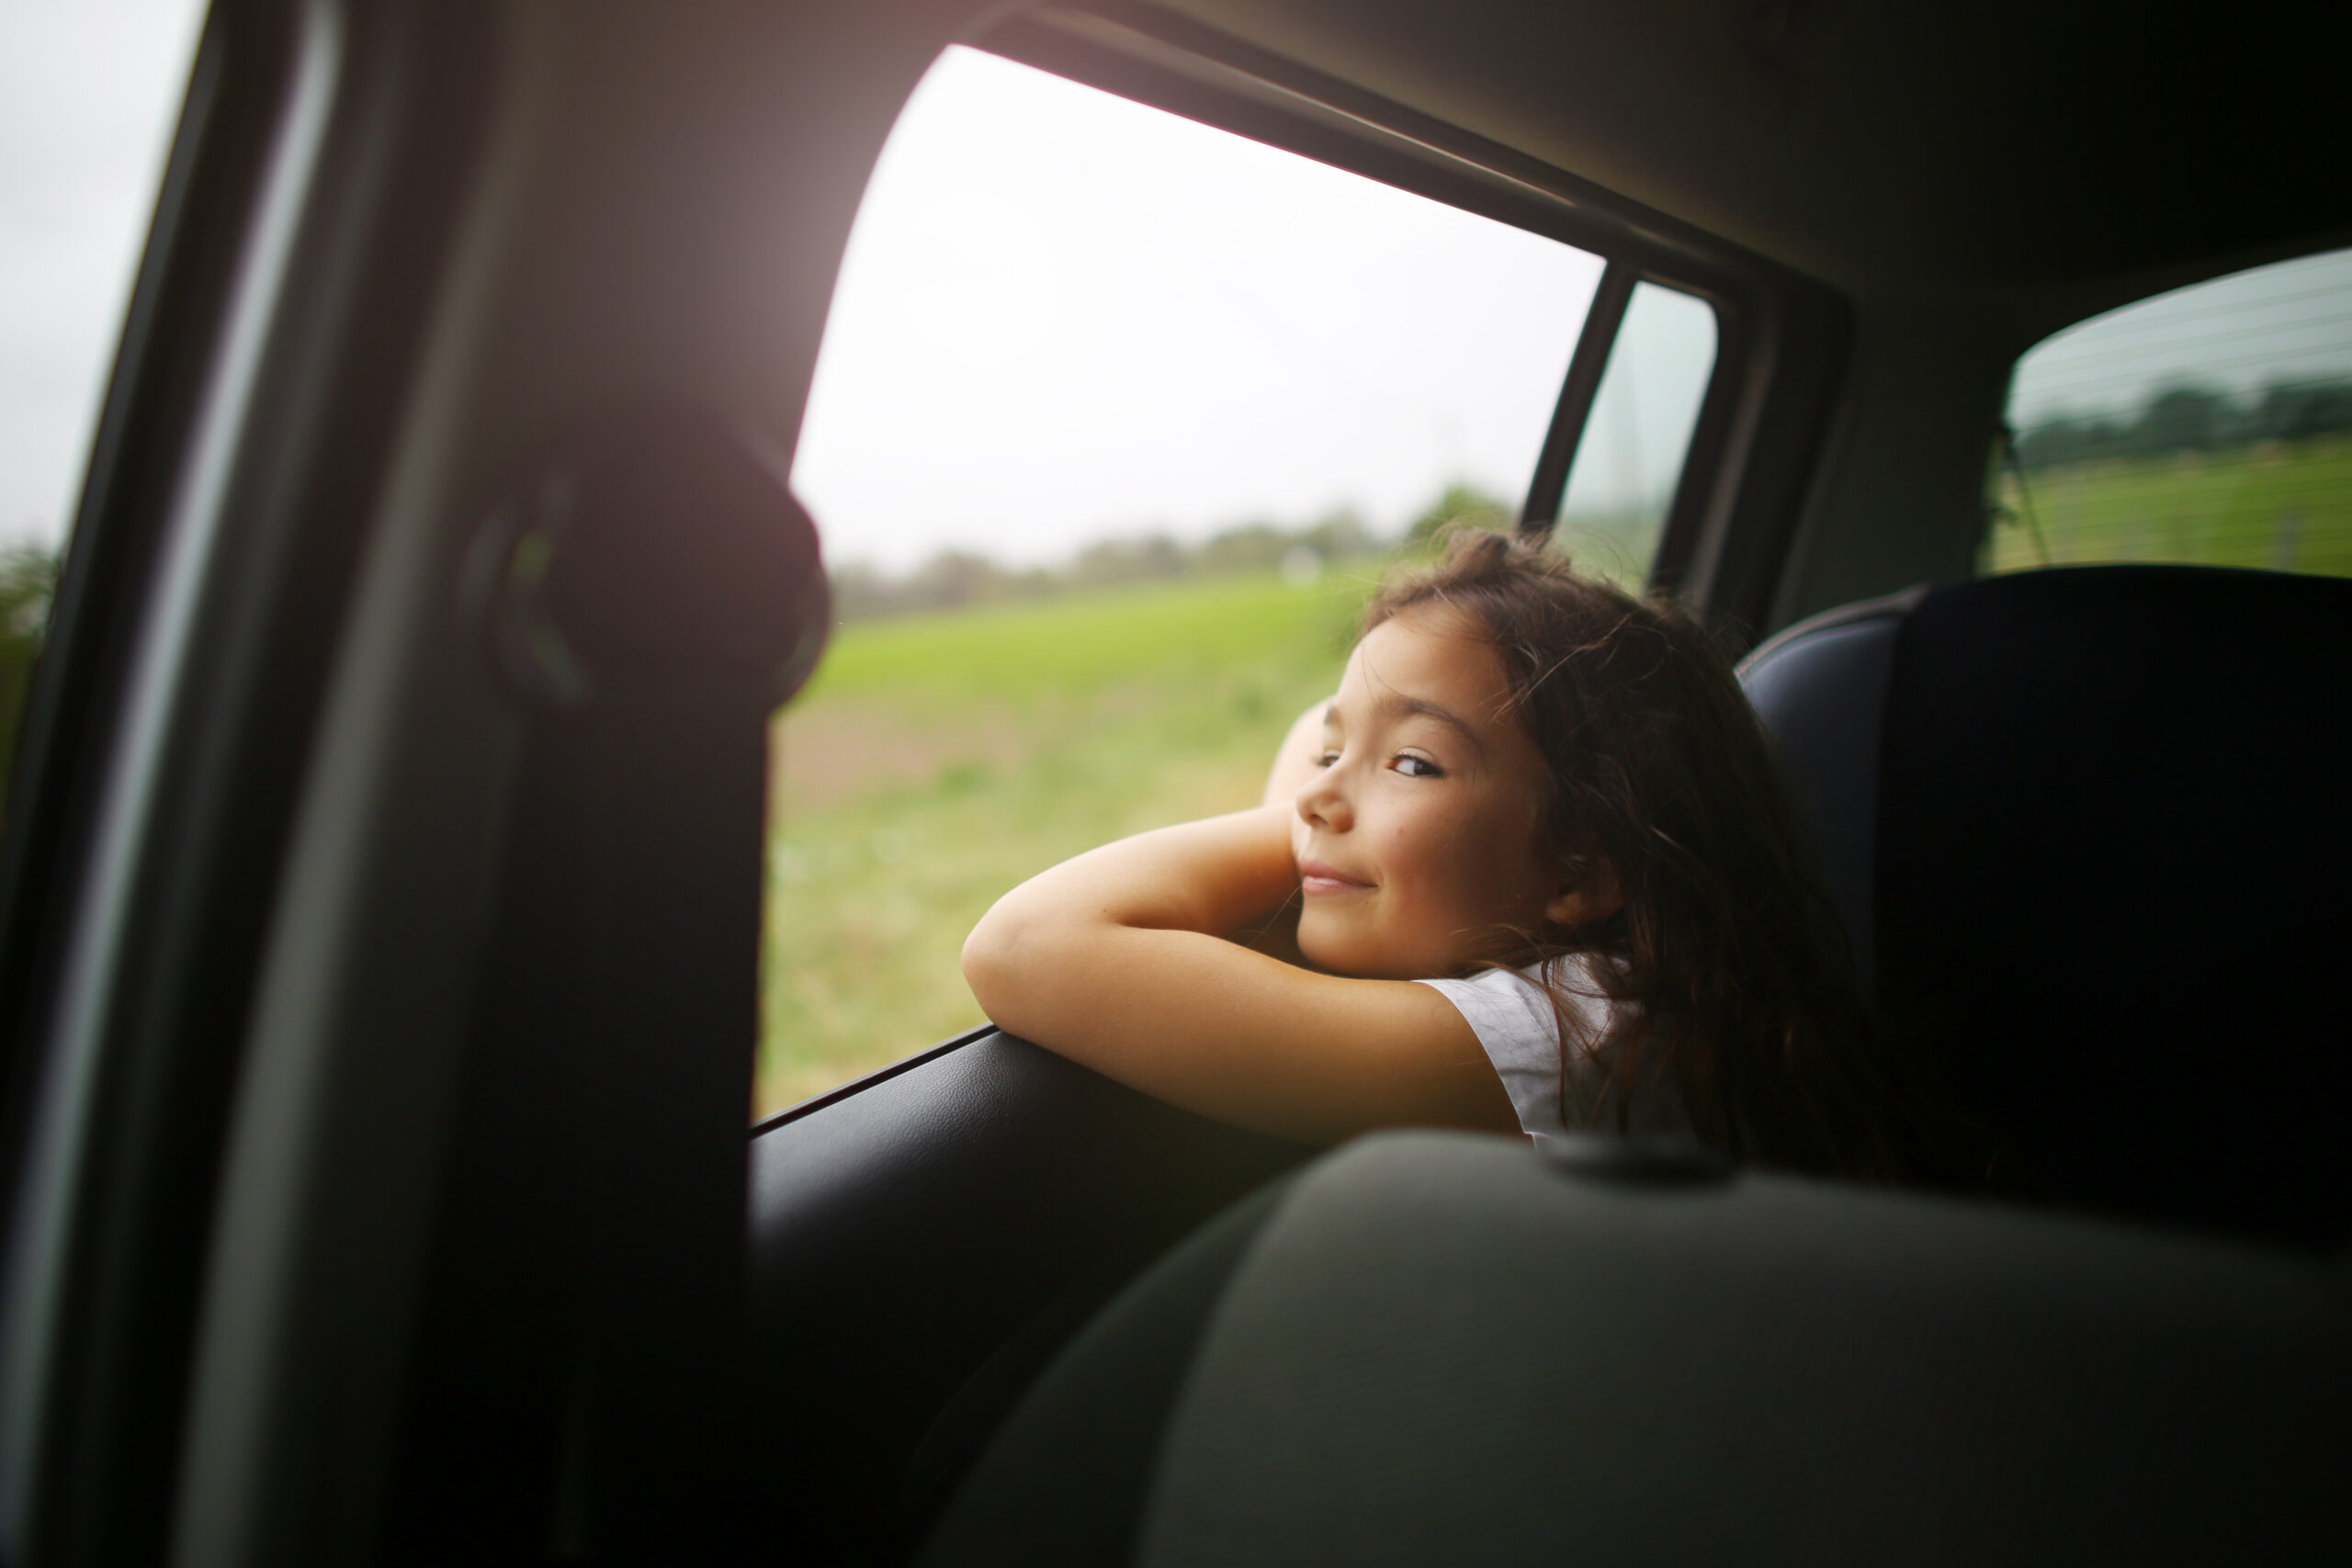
[
  {"x1": 959, "y1": 803, "x2": 1514, "y2": 1144},
  {"x1": 967, "y1": 805, "x2": 1296, "y2": 955},
  {"x1": 962, "y1": 805, "x2": 1298, "y2": 1033}
]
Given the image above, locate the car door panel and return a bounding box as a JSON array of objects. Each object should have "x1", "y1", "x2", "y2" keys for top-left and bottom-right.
[{"x1": 748, "y1": 1028, "x2": 1310, "y2": 1563}]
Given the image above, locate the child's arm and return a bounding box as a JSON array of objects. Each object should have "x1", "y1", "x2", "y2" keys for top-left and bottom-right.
[{"x1": 962, "y1": 804, "x2": 1519, "y2": 1145}]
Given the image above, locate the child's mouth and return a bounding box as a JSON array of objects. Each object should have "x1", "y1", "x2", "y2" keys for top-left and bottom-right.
[{"x1": 1298, "y1": 859, "x2": 1373, "y2": 896}]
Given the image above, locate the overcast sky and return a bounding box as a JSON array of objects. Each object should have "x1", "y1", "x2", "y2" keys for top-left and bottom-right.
[
  {"x1": 6, "y1": 22, "x2": 2348, "y2": 570},
  {"x1": 792, "y1": 48, "x2": 1609, "y2": 574},
  {"x1": 2008, "y1": 248, "x2": 2352, "y2": 428}
]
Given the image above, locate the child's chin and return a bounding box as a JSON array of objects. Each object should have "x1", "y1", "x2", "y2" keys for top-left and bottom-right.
[
  {"x1": 1295, "y1": 926, "x2": 1354, "y2": 976},
  {"x1": 1298, "y1": 925, "x2": 1402, "y2": 980}
]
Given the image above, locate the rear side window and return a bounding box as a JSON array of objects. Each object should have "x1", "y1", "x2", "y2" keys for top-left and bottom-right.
[
  {"x1": 1986, "y1": 248, "x2": 2352, "y2": 579},
  {"x1": 762, "y1": 46, "x2": 1720, "y2": 1117},
  {"x1": 1553, "y1": 280, "x2": 1717, "y2": 581}
]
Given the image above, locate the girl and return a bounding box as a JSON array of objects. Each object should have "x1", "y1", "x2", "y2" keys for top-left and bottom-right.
[{"x1": 961, "y1": 530, "x2": 1916, "y2": 1179}]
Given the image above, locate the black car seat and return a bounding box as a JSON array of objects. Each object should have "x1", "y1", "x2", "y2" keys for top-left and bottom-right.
[
  {"x1": 914, "y1": 563, "x2": 2352, "y2": 1568},
  {"x1": 1740, "y1": 564, "x2": 2352, "y2": 1246}
]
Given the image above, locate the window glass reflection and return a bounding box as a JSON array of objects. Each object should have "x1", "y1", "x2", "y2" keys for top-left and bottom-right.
[{"x1": 1552, "y1": 281, "x2": 1718, "y2": 585}]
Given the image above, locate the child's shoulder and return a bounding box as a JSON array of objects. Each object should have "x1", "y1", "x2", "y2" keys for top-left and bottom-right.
[{"x1": 1414, "y1": 953, "x2": 1613, "y2": 1050}]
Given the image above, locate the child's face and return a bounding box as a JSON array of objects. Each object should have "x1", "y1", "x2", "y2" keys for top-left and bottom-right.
[{"x1": 1292, "y1": 605, "x2": 1582, "y2": 979}]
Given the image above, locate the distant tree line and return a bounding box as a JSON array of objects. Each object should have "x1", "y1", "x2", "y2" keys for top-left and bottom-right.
[
  {"x1": 2017, "y1": 378, "x2": 2352, "y2": 472},
  {"x1": 1402, "y1": 482, "x2": 1512, "y2": 546},
  {"x1": 831, "y1": 482, "x2": 1516, "y2": 623},
  {"x1": 831, "y1": 510, "x2": 1380, "y2": 621},
  {"x1": 0, "y1": 544, "x2": 58, "y2": 819}
]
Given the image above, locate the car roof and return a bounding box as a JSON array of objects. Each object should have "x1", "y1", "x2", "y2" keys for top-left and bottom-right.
[{"x1": 1162, "y1": 0, "x2": 2350, "y2": 315}]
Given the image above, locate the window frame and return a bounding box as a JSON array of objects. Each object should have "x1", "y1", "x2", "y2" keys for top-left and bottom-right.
[{"x1": 978, "y1": 1, "x2": 1851, "y2": 640}]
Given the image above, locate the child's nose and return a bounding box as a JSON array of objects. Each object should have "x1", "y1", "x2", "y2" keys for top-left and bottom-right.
[{"x1": 1295, "y1": 763, "x2": 1351, "y2": 830}]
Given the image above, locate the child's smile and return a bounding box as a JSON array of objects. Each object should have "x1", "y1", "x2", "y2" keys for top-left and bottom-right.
[{"x1": 1291, "y1": 604, "x2": 1584, "y2": 980}]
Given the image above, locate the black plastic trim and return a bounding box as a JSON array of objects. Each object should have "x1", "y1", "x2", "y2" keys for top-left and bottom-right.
[
  {"x1": 992, "y1": 3, "x2": 1779, "y2": 286},
  {"x1": 1521, "y1": 262, "x2": 1634, "y2": 532},
  {"x1": 752, "y1": 1023, "x2": 1001, "y2": 1136}
]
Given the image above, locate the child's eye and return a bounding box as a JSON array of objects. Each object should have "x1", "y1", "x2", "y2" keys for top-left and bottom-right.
[
  {"x1": 1391, "y1": 753, "x2": 1443, "y2": 778},
  {"x1": 1314, "y1": 750, "x2": 1341, "y2": 768}
]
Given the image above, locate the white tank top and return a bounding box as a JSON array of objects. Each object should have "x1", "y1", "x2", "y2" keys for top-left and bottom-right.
[{"x1": 1415, "y1": 955, "x2": 1690, "y2": 1144}]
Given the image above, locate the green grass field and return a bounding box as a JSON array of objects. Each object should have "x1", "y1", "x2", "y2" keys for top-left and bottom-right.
[
  {"x1": 1987, "y1": 438, "x2": 2352, "y2": 577},
  {"x1": 757, "y1": 567, "x2": 1368, "y2": 1116}
]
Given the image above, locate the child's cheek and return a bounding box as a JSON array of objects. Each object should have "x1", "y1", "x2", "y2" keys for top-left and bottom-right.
[{"x1": 1383, "y1": 818, "x2": 1443, "y2": 883}]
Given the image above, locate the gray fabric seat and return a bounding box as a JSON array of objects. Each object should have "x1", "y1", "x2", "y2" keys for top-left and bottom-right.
[{"x1": 920, "y1": 1134, "x2": 2351, "y2": 1567}]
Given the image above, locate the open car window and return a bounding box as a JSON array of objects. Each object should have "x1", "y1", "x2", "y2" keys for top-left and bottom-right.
[
  {"x1": 760, "y1": 46, "x2": 1718, "y2": 1116},
  {"x1": 1986, "y1": 247, "x2": 2352, "y2": 581},
  {"x1": 0, "y1": 0, "x2": 205, "y2": 827}
]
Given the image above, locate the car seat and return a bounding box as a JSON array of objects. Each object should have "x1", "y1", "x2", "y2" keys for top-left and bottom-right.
[{"x1": 1740, "y1": 564, "x2": 2352, "y2": 1245}]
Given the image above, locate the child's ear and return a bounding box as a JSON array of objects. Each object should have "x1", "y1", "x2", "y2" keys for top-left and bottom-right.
[{"x1": 1544, "y1": 855, "x2": 1623, "y2": 927}]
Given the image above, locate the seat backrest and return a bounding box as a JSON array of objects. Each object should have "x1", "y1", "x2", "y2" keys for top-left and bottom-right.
[
  {"x1": 1742, "y1": 565, "x2": 2352, "y2": 1244},
  {"x1": 919, "y1": 1133, "x2": 2352, "y2": 1568}
]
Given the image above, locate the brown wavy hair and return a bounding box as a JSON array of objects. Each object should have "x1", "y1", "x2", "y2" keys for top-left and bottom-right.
[{"x1": 1365, "y1": 529, "x2": 1927, "y2": 1181}]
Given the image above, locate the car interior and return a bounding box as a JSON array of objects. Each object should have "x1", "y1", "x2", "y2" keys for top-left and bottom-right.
[{"x1": 0, "y1": 1, "x2": 2344, "y2": 1565}]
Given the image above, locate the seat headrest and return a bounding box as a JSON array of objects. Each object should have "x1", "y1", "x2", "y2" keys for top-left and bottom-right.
[{"x1": 1743, "y1": 566, "x2": 2352, "y2": 1244}]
